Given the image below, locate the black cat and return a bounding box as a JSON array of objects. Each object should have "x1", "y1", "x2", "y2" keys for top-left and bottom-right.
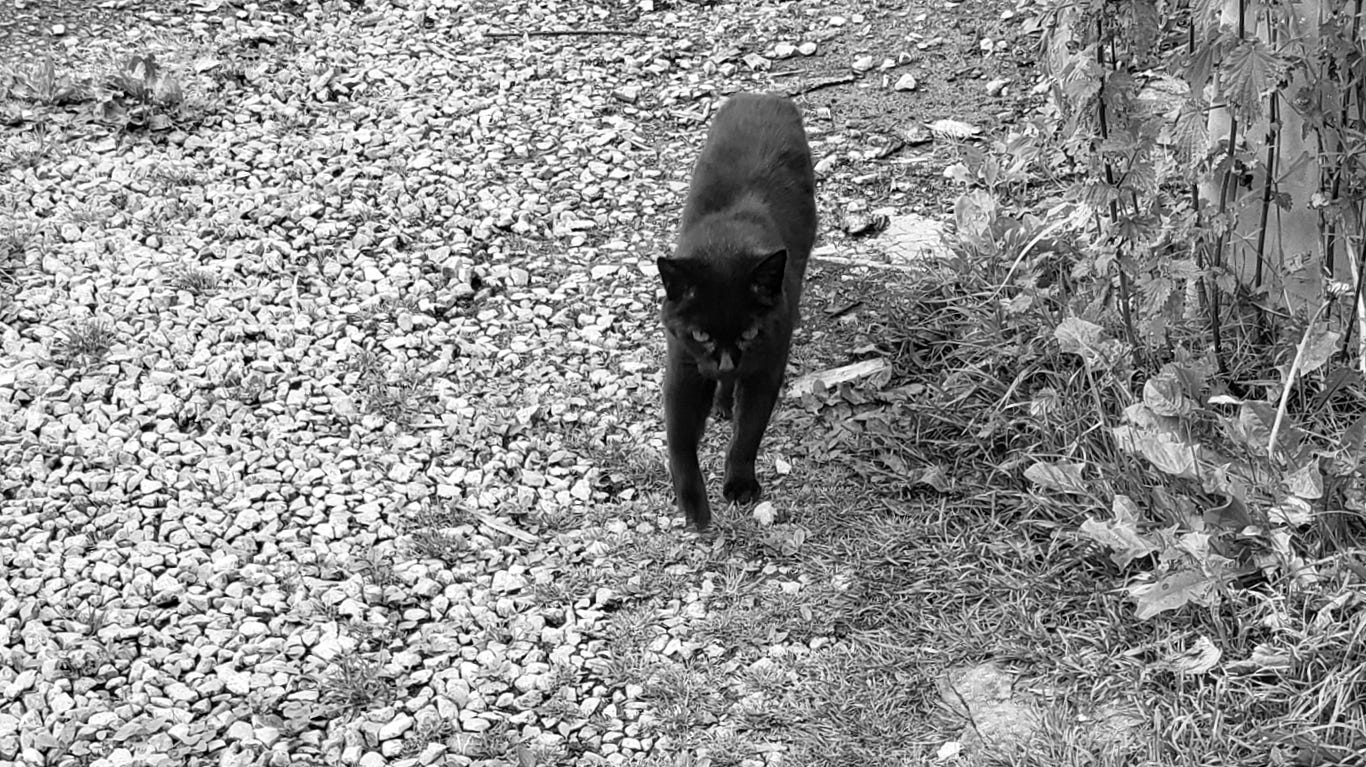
[{"x1": 657, "y1": 93, "x2": 817, "y2": 531}]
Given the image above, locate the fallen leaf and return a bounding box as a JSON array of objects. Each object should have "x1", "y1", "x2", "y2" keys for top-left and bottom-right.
[
  {"x1": 1128, "y1": 570, "x2": 1218, "y2": 619},
  {"x1": 1024, "y1": 460, "x2": 1088, "y2": 494},
  {"x1": 937, "y1": 741, "x2": 962, "y2": 760},
  {"x1": 1166, "y1": 635, "x2": 1221, "y2": 674},
  {"x1": 926, "y1": 118, "x2": 982, "y2": 139},
  {"x1": 1283, "y1": 458, "x2": 1322, "y2": 499}
]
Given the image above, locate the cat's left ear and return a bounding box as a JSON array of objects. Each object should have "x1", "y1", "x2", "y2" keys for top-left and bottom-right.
[
  {"x1": 657, "y1": 257, "x2": 695, "y2": 301},
  {"x1": 750, "y1": 249, "x2": 787, "y2": 306}
]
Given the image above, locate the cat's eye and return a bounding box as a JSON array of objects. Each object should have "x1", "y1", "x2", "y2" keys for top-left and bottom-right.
[
  {"x1": 691, "y1": 329, "x2": 711, "y2": 343},
  {"x1": 740, "y1": 326, "x2": 760, "y2": 341}
]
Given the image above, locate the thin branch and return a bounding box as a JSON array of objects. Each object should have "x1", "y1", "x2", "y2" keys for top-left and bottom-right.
[
  {"x1": 785, "y1": 74, "x2": 857, "y2": 97},
  {"x1": 486, "y1": 29, "x2": 647, "y2": 38}
]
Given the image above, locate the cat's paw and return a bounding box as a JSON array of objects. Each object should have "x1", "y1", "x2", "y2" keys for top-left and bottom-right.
[
  {"x1": 713, "y1": 386, "x2": 734, "y2": 420},
  {"x1": 723, "y1": 475, "x2": 762, "y2": 504},
  {"x1": 712, "y1": 399, "x2": 734, "y2": 420},
  {"x1": 678, "y1": 493, "x2": 712, "y2": 531}
]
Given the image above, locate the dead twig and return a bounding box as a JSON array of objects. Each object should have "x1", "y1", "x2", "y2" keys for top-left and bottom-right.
[
  {"x1": 811, "y1": 254, "x2": 922, "y2": 273},
  {"x1": 786, "y1": 74, "x2": 857, "y2": 97},
  {"x1": 487, "y1": 29, "x2": 647, "y2": 39}
]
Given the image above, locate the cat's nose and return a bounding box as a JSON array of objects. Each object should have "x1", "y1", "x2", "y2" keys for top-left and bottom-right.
[{"x1": 718, "y1": 351, "x2": 735, "y2": 373}]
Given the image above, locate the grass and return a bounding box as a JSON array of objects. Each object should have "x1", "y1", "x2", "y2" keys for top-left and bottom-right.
[
  {"x1": 318, "y1": 651, "x2": 394, "y2": 712},
  {"x1": 347, "y1": 347, "x2": 434, "y2": 424},
  {"x1": 52, "y1": 318, "x2": 118, "y2": 367},
  {"x1": 169, "y1": 265, "x2": 220, "y2": 295}
]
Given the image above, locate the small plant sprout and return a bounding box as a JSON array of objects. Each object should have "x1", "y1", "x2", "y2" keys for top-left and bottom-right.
[{"x1": 54, "y1": 319, "x2": 118, "y2": 367}]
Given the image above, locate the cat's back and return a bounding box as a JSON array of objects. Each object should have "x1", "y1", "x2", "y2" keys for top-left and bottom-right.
[
  {"x1": 684, "y1": 94, "x2": 814, "y2": 223},
  {"x1": 703, "y1": 93, "x2": 807, "y2": 162}
]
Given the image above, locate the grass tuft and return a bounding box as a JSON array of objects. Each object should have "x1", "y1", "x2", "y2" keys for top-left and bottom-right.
[
  {"x1": 53, "y1": 319, "x2": 118, "y2": 367},
  {"x1": 318, "y1": 652, "x2": 393, "y2": 712},
  {"x1": 170, "y1": 266, "x2": 220, "y2": 295}
]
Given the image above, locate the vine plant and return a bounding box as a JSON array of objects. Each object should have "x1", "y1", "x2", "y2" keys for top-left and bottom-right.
[{"x1": 975, "y1": 0, "x2": 1366, "y2": 617}]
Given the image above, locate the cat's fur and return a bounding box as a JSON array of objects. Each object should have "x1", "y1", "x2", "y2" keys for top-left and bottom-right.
[{"x1": 657, "y1": 93, "x2": 817, "y2": 531}]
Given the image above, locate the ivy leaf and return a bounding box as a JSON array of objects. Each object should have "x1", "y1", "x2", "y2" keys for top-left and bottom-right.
[
  {"x1": 1079, "y1": 495, "x2": 1157, "y2": 567},
  {"x1": 1025, "y1": 460, "x2": 1088, "y2": 494},
  {"x1": 1203, "y1": 493, "x2": 1253, "y2": 530},
  {"x1": 1278, "y1": 327, "x2": 1340, "y2": 384},
  {"x1": 1166, "y1": 635, "x2": 1222, "y2": 674},
  {"x1": 1223, "y1": 39, "x2": 1285, "y2": 122},
  {"x1": 1055, "y1": 316, "x2": 1123, "y2": 368},
  {"x1": 1269, "y1": 496, "x2": 1313, "y2": 526},
  {"x1": 1234, "y1": 401, "x2": 1276, "y2": 451},
  {"x1": 1132, "y1": 433, "x2": 1200, "y2": 479},
  {"x1": 1129, "y1": 570, "x2": 1219, "y2": 619},
  {"x1": 1283, "y1": 458, "x2": 1323, "y2": 499},
  {"x1": 1143, "y1": 371, "x2": 1192, "y2": 416}
]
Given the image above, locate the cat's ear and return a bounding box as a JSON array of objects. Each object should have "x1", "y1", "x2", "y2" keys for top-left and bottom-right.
[
  {"x1": 657, "y1": 257, "x2": 695, "y2": 301},
  {"x1": 750, "y1": 249, "x2": 787, "y2": 306}
]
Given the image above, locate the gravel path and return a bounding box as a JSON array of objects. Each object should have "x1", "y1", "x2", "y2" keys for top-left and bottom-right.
[{"x1": 1, "y1": 0, "x2": 1030, "y2": 764}]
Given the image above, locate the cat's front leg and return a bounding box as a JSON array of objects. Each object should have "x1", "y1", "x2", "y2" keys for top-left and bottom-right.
[
  {"x1": 723, "y1": 368, "x2": 783, "y2": 504},
  {"x1": 664, "y1": 356, "x2": 717, "y2": 529}
]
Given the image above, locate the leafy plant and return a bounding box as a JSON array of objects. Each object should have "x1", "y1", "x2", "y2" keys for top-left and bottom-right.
[
  {"x1": 924, "y1": 0, "x2": 1366, "y2": 630},
  {"x1": 94, "y1": 53, "x2": 185, "y2": 131},
  {"x1": 318, "y1": 651, "x2": 393, "y2": 712},
  {"x1": 347, "y1": 348, "x2": 434, "y2": 424},
  {"x1": 1035, "y1": 315, "x2": 1330, "y2": 617},
  {"x1": 8, "y1": 58, "x2": 88, "y2": 106}
]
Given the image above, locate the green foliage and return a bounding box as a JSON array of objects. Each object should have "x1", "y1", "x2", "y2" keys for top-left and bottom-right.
[
  {"x1": 0, "y1": 53, "x2": 194, "y2": 134},
  {"x1": 95, "y1": 53, "x2": 186, "y2": 131},
  {"x1": 1038, "y1": 318, "x2": 1332, "y2": 618},
  {"x1": 317, "y1": 651, "x2": 394, "y2": 712},
  {"x1": 53, "y1": 319, "x2": 118, "y2": 368},
  {"x1": 934, "y1": 0, "x2": 1366, "y2": 628},
  {"x1": 3, "y1": 58, "x2": 88, "y2": 106}
]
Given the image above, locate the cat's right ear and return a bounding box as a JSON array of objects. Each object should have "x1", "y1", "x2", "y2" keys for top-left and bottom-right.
[
  {"x1": 657, "y1": 258, "x2": 694, "y2": 301},
  {"x1": 750, "y1": 249, "x2": 787, "y2": 306}
]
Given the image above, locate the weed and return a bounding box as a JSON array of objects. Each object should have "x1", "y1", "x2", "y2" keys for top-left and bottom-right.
[
  {"x1": 66, "y1": 202, "x2": 112, "y2": 227},
  {"x1": 347, "y1": 348, "x2": 433, "y2": 424},
  {"x1": 0, "y1": 228, "x2": 25, "y2": 296},
  {"x1": 354, "y1": 547, "x2": 399, "y2": 590},
  {"x1": 587, "y1": 649, "x2": 658, "y2": 690},
  {"x1": 53, "y1": 319, "x2": 117, "y2": 367},
  {"x1": 528, "y1": 564, "x2": 600, "y2": 606},
  {"x1": 169, "y1": 266, "x2": 221, "y2": 295},
  {"x1": 318, "y1": 651, "x2": 393, "y2": 712},
  {"x1": 641, "y1": 663, "x2": 730, "y2": 737},
  {"x1": 148, "y1": 163, "x2": 203, "y2": 187},
  {"x1": 466, "y1": 719, "x2": 518, "y2": 760},
  {"x1": 8, "y1": 58, "x2": 88, "y2": 106},
  {"x1": 94, "y1": 53, "x2": 186, "y2": 131},
  {"x1": 604, "y1": 605, "x2": 660, "y2": 656},
  {"x1": 398, "y1": 714, "x2": 457, "y2": 759},
  {"x1": 226, "y1": 371, "x2": 268, "y2": 405},
  {"x1": 0, "y1": 126, "x2": 62, "y2": 172},
  {"x1": 699, "y1": 730, "x2": 756, "y2": 767},
  {"x1": 404, "y1": 528, "x2": 468, "y2": 564}
]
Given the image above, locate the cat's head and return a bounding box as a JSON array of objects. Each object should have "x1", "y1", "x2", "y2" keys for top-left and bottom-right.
[{"x1": 657, "y1": 248, "x2": 787, "y2": 378}]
